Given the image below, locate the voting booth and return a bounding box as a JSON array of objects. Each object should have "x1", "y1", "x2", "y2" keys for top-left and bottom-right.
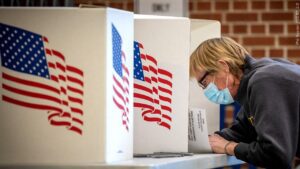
[
  {"x1": 189, "y1": 19, "x2": 221, "y2": 134},
  {"x1": 133, "y1": 15, "x2": 190, "y2": 154},
  {"x1": 0, "y1": 7, "x2": 134, "y2": 164}
]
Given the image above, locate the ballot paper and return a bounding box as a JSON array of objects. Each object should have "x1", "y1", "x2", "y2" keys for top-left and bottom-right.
[{"x1": 188, "y1": 108, "x2": 212, "y2": 153}]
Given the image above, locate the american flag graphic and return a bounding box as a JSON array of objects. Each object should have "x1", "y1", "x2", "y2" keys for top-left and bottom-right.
[
  {"x1": 134, "y1": 41, "x2": 173, "y2": 130},
  {"x1": 0, "y1": 23, "x2": 84, "y2": 135},
  {"x1": 112, "y1": 24, "x2": 130, "y2": 131}
]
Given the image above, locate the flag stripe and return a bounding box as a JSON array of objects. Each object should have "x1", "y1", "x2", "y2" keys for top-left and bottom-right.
[
  {"x1": 70, "y1": 107, "x2": 83, "y2": 115},
  {"x1": 67, "y1": 76, "x2": 84, "y2": 87},
  {"x1": 67, "y1": 86, "x2": 83, "y2": 96},
  {"x1": 2, "y1": 84, "x2": 61, "y2": 104},
  {"x1": 158, "y1": 77, "x2": 172, "y2": 88},
  {"x1": 3, "y1": 95, "x2": 62, "y2": 112},
  {"x1": 66, "y1": 65, "x2": 84, "y2": 77},
  {"x1": 52, "y1": 50, "x2": 65, "y2": 62},
  {"x1": 158, "y1": 86, "x2": 172, "y2": 95},
  {"x1": 134, "y1": 83, "x2": 152, "y2": 94},
  {"x1": 158, "y1": 68, "x2": 172, "y2": 78},
  {"x1": 3, "y1": 72, "x2": 60, "y2": 94}
]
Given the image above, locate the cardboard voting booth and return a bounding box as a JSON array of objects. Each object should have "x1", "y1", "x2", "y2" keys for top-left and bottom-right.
[
  {"x1": 0, "y1": 7, "x2": 134, "y2": 164},
  {"x1": 133, "y1": 15, "x2": 190, "y2": 154},
  {"x1": 189, "y1": 19, "x2": 221, "y2": 134}
]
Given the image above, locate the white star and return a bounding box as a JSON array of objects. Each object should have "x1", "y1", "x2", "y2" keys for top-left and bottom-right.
[
  {"x1": 4, "y1": 62, "x2": 8, "y2": 66},
  {"x1": 21, "y1": 67, "x2": 24, "y2": 71},
  {"x1": 25, "y1": 64, "x2": 28, "y2": 68},
  {"x1": 38, "y1": 72, "x2": 41, "y2": 76},
  {"x1": 21, "y1": 45, "x2": 24, "y2": 49},
  {"x1": 34, "y1": 54, "x2": 38, "y2": 57},
  {"x1": 13, "y1": 65, "x2": 16, "y2": 69},
  {"x1": 27, "y1": 38, "x2": 31, "y2": 42},
  {"x1": 33, "y1": 66, "x2": 36, "y2": 70},
  {"x1": 29, "y1": 70, "x2": 32, "y2": 73},
  {"x1": 1, "y1": 44, "x2": 4, "y2": 47},
  {"x1": 4, "y1": 40, "x2": 7, "y2": 44},
  {"x1": 7, "y1": 37, "x2": 11, "y2": 41},
  {"x1": 31, "y1": 35, "x2": 34, "y2": 39},
  {"x1": 16, "y1": 61, "x2": 19, "y2": 65},
  {"x1": 19, "y1": 36, "x2": 23, "y2": 40},
  {"x1": 20, "y1": 58, "x2": 23, "y2": 62},
  {"x1": 16, "y1": 39, "x2": 19, "y2": 43},
  {"x1": 29, "y1": 48, "x2": 32, "y2": 51},
  {"x1": 14, "y1": 30, "x2": 17, "y2": 33},
  {"x1": 22, "y1": 32, "x2": 26, "y2": 36},
  {"x1": 28, "y1": 60, "x2": 31, "y2": 64},
  {"x1": 13, "y1": 43, "x2": 16, "y2": 46},
  {"x1": 31, "y1": 57, "x2": 34, "y2": 61},
  {"x1": 11, "y1": 33, "x2": 14, "y2": 37}
]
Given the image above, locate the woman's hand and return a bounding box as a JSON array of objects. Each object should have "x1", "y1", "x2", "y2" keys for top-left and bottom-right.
[{"x1": 208, "y1": 134, "x2": 238, "y2": 155}]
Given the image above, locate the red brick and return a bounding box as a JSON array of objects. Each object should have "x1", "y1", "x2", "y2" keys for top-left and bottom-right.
[
  {"x1": 226, "y1": 13, "x2": 258, "y2": 22},
  {"x1": 222, "y1": 25, "x2": 230, "y2": 34},
  {"x1": 288, "y1": 49, "x2": 300, "y2": 57},
  {"x1": 252, "y1": 1, "x2": 266, "y2": 9},
  {"x1": 233, "y1": 1, "x2": 248, "y2": 10},
  {"x1": 280, "y1": 37, "x2": 298, "y2": 45},
  {"x1": 252, "y1": 49, "x2": 266, "y2": 58},
  {"x1": 127, "y1": 2, "x2": 133, "y2": 11},
  {"x1": 288, "y1": 1, "x2": 300, "y2": 9},
  {"x1": 108, "y1": 2, "x2": 124, "y2": 9},
  {"x1": 270, "y1": 49, "x2": 284, "y2": 57},
  {"x1": 215, "y1": 2, "x2": 229, "y2": 10},
  {"x1": 189, "y1": 2, "x2": 194, "y2": 11},
  {"x1": 243, "y1": 37, "x2": 275, "y2": 46},
  {"x1": 262, "y1": 12, "x2": 294, "y2": 21},
  {"x1": 251, "y1": 25, "x2": 265, "y2": 33},
  {"x1": 269, "y1": 24, "x2": 284, "y2": 33},
  {"x1": 288, "y1": 24, "x2": 299, "y2": 33},
  {"x1": 270, "y1": 1, "x2": 284, "y2": 9},
  {"x1": 197, "y1": 2, "x2": 211, "y2": 10},
  {"x1": 233, "y1": 25, "x2": 247, "y2": 33},
  {"x1": 190, "y1": 13, "x2": 222, "y2": 22}
]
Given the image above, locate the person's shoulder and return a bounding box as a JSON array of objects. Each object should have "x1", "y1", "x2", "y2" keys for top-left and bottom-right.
[{"x1": 249, "y1": 58, "x2": 300, "y2": 84}]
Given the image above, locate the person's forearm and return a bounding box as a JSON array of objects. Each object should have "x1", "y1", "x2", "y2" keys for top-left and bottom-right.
[{"x1": 225, "y1": 142, "x2": 238, "y2": 156}]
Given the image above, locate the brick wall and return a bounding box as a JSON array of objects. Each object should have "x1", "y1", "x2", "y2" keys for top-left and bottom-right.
[{"x1": 76, "y1": 0, "x2": 300, "y2": 63}]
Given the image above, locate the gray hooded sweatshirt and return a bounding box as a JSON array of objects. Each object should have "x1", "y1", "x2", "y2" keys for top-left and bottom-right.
[{"x1": 216, "y1": 56, "x2": 300, "y2": 168}]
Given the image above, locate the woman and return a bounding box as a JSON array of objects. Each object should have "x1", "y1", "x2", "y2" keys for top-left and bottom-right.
[{"x1": 189, "y1": 37, "x2": 300, "y2": 168}]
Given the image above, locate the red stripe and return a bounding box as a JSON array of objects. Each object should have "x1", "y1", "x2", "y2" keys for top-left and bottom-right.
[
  {"x1": 62, "y1": 112, "x2": 71, "y2": 118},
  {"x1": 66, "y1": 65, "x2": 84, "y2": 77},
  {"x1": 134, "y1": 93, "x2": 153, "y2": 103},
  {"x1": 68, "y1": 96, "x2": 83, "y2": 105},
  {"x1": 162, "y1": 114, "x2": 172, "y2": 121},
  {"x1": 159, "y1": 121, "x2": 171, "y2": 130},
  {"x1": 45, "y1": 48, "x2": 52, "y2": 55},
  {"x1": 3, "y1": 95, "x2": 62, "y2": 112},
  {"x1": 158, "y1": 86, "x2": 172, "y2": 95},
  {"x1": 62, "y1": 100, "x2": 68, "y2": 106},
  {"x1": 59, "y1": 75, "x2": 66, "y2": 82},
  {"x1": 144, "y1": 77, "x2": 151, "y2": 83},
  {"x1": 67, "y1": 76, "x2": 84, "y2": 87},
  {"x1": 113, "y1": 85, "x2": 125, "y2": 104},
  {"x1": 159, "y1": 95, "x2": 172, "y2": 103},
  {"x1": 134, "y1": 103, "x2": 153, "y2": 110},
  {"x1": 48, "y1": 112, "x2": 61, "y2": 120},
  {"x1": 72, "y1": 117, "x2": 83, "y2": 125},
  {"x1": 49, "y1": 120, "x2": 71, "y2": 127},
  {"x1": 122, "y1": 76, "x2": 129, "y2": 86},
  {"x1": 158, "y1": 77, "x2": 172, "y2": 88},
  {"x1": 2, "y1": 84, "x2": 61, "y2": 104},
  {"x1": 149, "y1": 66, "x2": 158, "y2": 75},
  {"x1": 48, "y1": 62, "x2": 56, "y2": 69},
  {"x1": 69, "y1": 126, "x2": 82, "y2": 135},
  {"x1": 121, "y1": 51, "x2": 126, "y2": 60},
  {"x1": 60, "y1": 87, "x2": 67, "y2": 94},
  {"x1": 113, "y1": 97, "x2": 124, "y2": 110},
  {"x1": 113, "y1": 75, "x2": 124, "y2": 93},
  {"x1": 138, "y1": 42, "x2": 144, "y2": 48},
  {"x1": 140, "y1": 54, "x2": 146, "y2": 60},
  {"x1": 122, "y1": 64, "x2": 129, "y2": 76},
  {"x1": 142, "y1": 65, "x2": 149, "y2": 72},
  {"x1": 158, "y1": 68, "x2": 172, "y2": 79},
  {"x1": 43, "y1": 36, "x2": 49, "y2": 43},
  {"x1": 161, "y1": 105, "x2": 172, "y2": 112},
  {"x1": 151, "y1": 76, "x2": 158, "y2": 83},
  {"x1": 153, "y1": 99, "x2": 159, "y2": 104},
  {"x1": 3, "y1": 72, "x2": 60, "y2": 94},
  {"x1": 51, "y1": 75, "x2": 59, "y2": 82},
  {"x1": 71, "y1": 107, "x2": 83, "y2": 115},
  {"x1": 134, "y1": 84, "x2": 152, "y2": 94},
  {"x1": 67, "y1": 86, "x2": 83, "y2": 96},
  {"x1": 56, "y1": 62, "x2": 66, "y2": 72},
  {"x1": 146, "y1": 55, "x2": 157, "y2": 65},
  {"x1": 152, "y1": 87, "x2": 158, "y2": 94},
  {"x1": 143, "y1": 115, "x2": 161, "y2": 122},
  {"x1": 52, "y1": 50, "x2": 65, "y2": 62}
]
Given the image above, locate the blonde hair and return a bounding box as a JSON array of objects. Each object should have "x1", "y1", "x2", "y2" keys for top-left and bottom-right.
[{"x1": 190, "y1": 37, "x2": 249, "y2": 78}]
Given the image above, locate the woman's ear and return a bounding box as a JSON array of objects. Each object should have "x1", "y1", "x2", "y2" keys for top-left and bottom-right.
[{"x1": 217, "y1": 60, "x2": 229, "y2": 73}]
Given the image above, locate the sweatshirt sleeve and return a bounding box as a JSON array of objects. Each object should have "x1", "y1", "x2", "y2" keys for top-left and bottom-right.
[
  {"x1": 216, "y1": 107, "x2": 257, "y2": 144},
  {"x1": 234, "y1": 77, "x2": 299, "y2": 169}
]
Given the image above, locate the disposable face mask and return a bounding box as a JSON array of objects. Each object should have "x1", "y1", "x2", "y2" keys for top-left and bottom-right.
[{"x1": 203, "y1": 75, "x2": 234, "y2": 105}]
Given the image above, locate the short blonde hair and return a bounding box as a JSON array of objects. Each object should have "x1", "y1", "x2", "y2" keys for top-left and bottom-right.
[{"x1": 190, "y1": 37, "x2": 249, "y2": 78}]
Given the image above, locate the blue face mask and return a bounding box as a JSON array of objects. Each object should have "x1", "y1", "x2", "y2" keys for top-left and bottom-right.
[{"x1": 203, "y1": 76, "x2": 234, "y2": 105}]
